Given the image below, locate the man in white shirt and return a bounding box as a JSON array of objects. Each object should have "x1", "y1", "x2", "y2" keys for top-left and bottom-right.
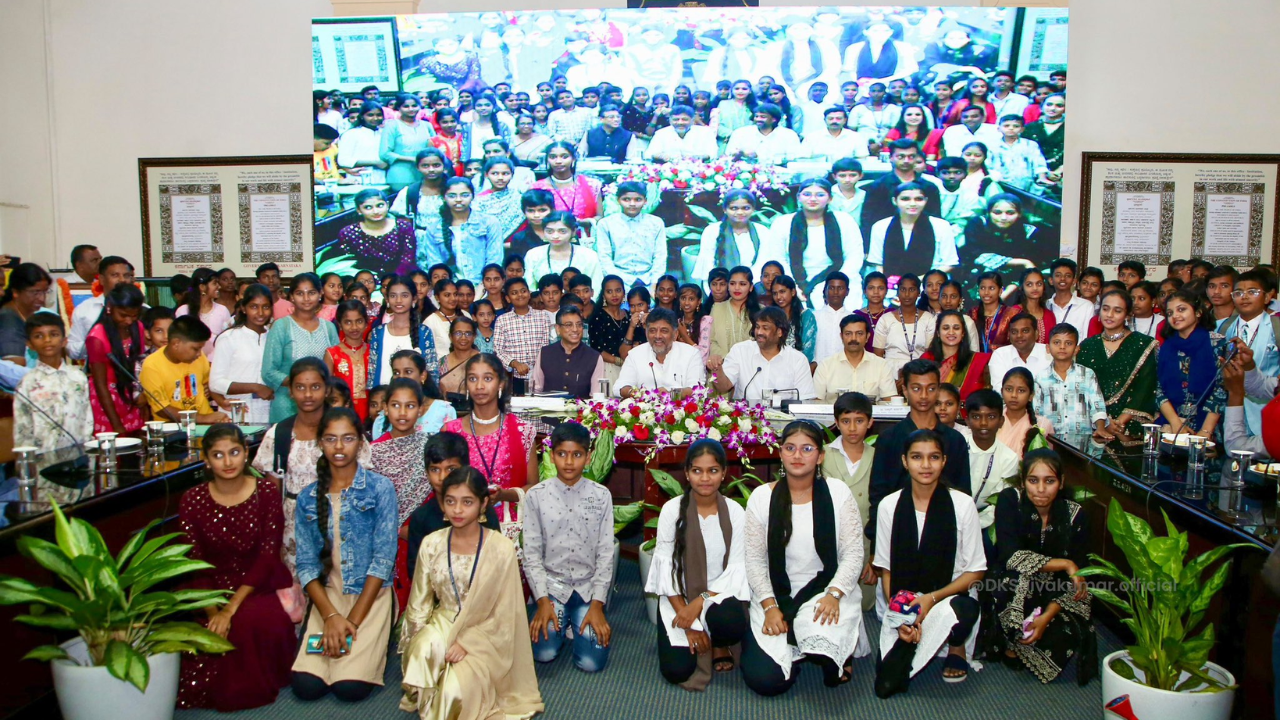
[
  {"x1": 714, "y1": 307, "x2": 816, "y2": 402},
  {"x1": 989, "y1": 71, "x2": 1031, "y2": 119},
  {"x1": 987, "y1": 313, "x2": 1051, "y2": 388},
  {"x1": 616, "y1": 309, "x2": 706, "y2": 399},
  {"x1": 645, "y1": 105, "x2": 718, "y2": 162},
  {"x1": 812, "y1": 272, "x2": 853, "y2": 362},
  {"x1": 800, "y1": 107, "x2": 871, "y2": 164},
  {"x1": 68, "y1": 255, "x2": 137, "y2": 361},
  {"x1": 964, "y1": 389, "x2": 1022, "y2": 528},
  {"x1": 725, "y1": 103, "x2": 801, "y2": 166},
  {"x1": 941, "y1": 105, "x2": 1002, "y2": 157},
  {"x1": 813, "y1": 314, "x2": 896, "y2": 401},
  {"x1": 1046, "y1": 258, "x2": 1096, "y2": 333}
]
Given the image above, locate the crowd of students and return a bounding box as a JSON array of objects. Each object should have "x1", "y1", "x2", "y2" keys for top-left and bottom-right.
[
  {"x1": 4, "y1": 236, "x2": 1279, "y2": 715},
  {"x1": 313, "y1": 66, "x2": 1065, "y2": 297}
]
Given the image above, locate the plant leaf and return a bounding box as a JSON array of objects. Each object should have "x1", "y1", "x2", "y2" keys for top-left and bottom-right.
[
  {"x1": 1087, "y1": 587, "x2": 1133, "y2": 616},
  {"x1": 114, "y1": 519, "x2": 161, "y2": 569},
  {"x1": 125, "y1": 560, "x2": 216, "y2": 595},
  {"x1": 22, "y1": 645, "x2": 71, "y2": 662},
  {"x1": 1190, "y1": 561, "x2": 1233, "y2": 615},
  {"x1": 14, "y1": 537, "x2": 86, "y2": 593},
  {"x1": 103, "y1": 639, "x2": 149, "y2": 692},
  {"x1": 1108, "y1": 656, "x2": 1137, "y2": 681},
  {"x1": 145, "y1": 622, "x2": 234, "y2": 654},
  {"x1": 14, "y1": 613, "x2": 80, "y2": 630},
  {"x1": 650, "y1": 468, "x2": 683, "y2": 498}
]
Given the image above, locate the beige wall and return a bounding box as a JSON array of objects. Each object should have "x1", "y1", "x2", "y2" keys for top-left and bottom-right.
[{"x1": 3, "y1": 0, "x2": 1277, "y2": 270}]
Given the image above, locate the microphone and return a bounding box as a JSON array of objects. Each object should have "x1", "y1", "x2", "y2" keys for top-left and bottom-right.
[
  {"x1": 106, "y1": 354, "x2": 190, "y2": 446},
  {"x1": 1166, "y1": 350, "x2": 1231, "y2": 449},
  {"x1": 9, "y1": 386, "x2": 92, "y2": 483},
  {"x1": 741, "y1": 366, "x2": 763, "y2": 400},
  {"x1": 649, "y1": 361, "x2": 659, "y2": 390}
]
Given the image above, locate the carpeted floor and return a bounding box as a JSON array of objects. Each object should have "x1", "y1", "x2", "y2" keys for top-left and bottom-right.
[{"x1": 177, "y1": 559, "x2": 1116, "y2": 720}]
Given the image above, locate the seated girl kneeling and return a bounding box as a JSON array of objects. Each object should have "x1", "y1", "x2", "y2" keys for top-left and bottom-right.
[{"x1": 873, "y1": 428, "x2": 986, "y2": 696}]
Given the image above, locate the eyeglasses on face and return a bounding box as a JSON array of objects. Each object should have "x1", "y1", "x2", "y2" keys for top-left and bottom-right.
[
  {"x1": 781, "y1": 443, "x2": 819, "y2": 456},
  {"x1": 1231, "y1": 289, "x2": 1263, "y2": 298},
  {"x1": 321, "y1": 434, "x2": 360, "y2": 445}
]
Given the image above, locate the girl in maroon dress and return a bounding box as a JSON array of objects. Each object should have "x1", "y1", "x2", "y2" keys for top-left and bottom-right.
[{"x1": 177, "y1": 424, "x2": 299, "y2": 711}]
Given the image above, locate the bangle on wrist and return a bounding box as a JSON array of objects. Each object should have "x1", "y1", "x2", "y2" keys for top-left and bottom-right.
[{"x1": 324, "y1": 611, "x2": 341, "y2": 621}]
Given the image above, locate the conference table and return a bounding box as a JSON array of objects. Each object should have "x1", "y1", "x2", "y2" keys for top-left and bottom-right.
[{"x1": 0, "y1": 429, "x2": 265, "y2": 720}]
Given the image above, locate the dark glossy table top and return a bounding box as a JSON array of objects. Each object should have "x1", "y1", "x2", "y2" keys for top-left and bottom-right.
[
  {"x1": 2, "y1": 428, "x2": 264, "y2": 537},
  {"x1": 1050, "y1": 432, "x2": 1277, "y2": 549}
]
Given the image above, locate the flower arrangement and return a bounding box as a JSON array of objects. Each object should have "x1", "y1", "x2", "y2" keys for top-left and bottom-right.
[
  {"x1": 605, "y1": 157, "x2": 791, "y2": 200},
  {"x1": 570, "y1": 382, "x2": 779, "y2": 461}
]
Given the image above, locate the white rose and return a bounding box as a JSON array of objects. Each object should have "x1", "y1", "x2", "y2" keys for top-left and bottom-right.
[
  {"x1": 738, "y1": 417, "x2": 752, "y2": 432},
  {"x1": 707, "y1": 428, "x2": 722, "y2": 441},
  {"x1": 685, "y1": 418, "x2": 699, "y2": 432},
  {"x1": 671, "y1": 430, "x2": 686, "y2": 444},
  {"x1": 640, "y1": 411, "x2": 656, "y2": 424},
  {"x1": 673, "y1": 409, "x2": 685, "y2": 422}
]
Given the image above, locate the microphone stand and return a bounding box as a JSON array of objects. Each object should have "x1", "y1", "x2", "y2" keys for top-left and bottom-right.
[{"x1": 9, "y1": 386, "x2": 92, "y2": 483}]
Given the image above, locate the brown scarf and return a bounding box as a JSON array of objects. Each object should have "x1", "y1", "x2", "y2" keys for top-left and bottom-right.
[{"x1": 679, "y1": 492, "x2": 736, "y2": 692}]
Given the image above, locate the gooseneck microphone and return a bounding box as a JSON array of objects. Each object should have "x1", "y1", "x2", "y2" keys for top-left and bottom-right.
[
  {"x1": 107, "y1": 353, "x2": 170, "y2": 412},
  {"x1": 649, "y1": 361, "x2": 659, "y2": 390},
  {"x1": 741, "y1": 366, "x2": 763, "y2": 400}
]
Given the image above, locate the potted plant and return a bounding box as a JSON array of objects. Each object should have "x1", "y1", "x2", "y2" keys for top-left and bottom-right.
[
  {"x1": 1077, "y1": 498, "x2": 1250, "y2": 720},
  {"x1": 0, "y1": 502, "x2": 234, "y2": 720}
]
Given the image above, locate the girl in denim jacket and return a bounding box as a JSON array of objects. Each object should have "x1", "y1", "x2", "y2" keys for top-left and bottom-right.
[{"x1": 290, "y1": 407, "x2": 399, "y2": 703}]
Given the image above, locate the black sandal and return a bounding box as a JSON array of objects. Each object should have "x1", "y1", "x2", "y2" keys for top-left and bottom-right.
[
  {"x1": 712, "y1": 654, "x2": 735, "y2": 673},
  {"x1": 942, "y1": 653, "x2": 970, "y2": 683}
]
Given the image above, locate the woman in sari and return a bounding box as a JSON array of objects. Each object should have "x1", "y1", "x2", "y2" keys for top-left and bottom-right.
[
  {"x1": 741, "y1": 421, "x2": 866, "y2": 696},
  {"x1": 969, "y1": 271, "x2": 1020, "y2": 352},
  {"x1": 921, "y1": 310, "x2": 990, "y2": 404},
  {"x1": 986, "y1": 449, "x2": 1095, "y2": 685},
  {"x1": 705, "y1": 267, "x2": 759, "y2": 380},
  {"x1": 1155, "y1": 289, "x2": 1226, "y2": 437},
  {"x1": 1076, "y1": 289, "x2": 1159, "y2": 441},
  {"x1": 400, "y1": 466, "x2": 543, "y2": 720},
  {"x1": 1009, "y1": 268, "x2": 1057, "y2": 345}
]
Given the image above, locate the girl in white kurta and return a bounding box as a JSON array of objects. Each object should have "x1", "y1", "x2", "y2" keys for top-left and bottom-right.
[
  {"x1": 872, "y1": 427, "x2": 987, "y2": 697},
  {"x1": 872, "y1": 274, "x2": 936, "y2": 379},
  {"x1": 644, "y1": 439, "x2": 750, "y2": 691},
  {"x1": 741, "y1": 421, "x2": 868, "y2": 696},
  {"x1": 209, "y1": 284, "x2": 274, "y2": 424}
]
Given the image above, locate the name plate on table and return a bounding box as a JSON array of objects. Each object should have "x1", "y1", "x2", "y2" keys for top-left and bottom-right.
[
  {"x1": 510, "y1": 396, "x2": 571, "y2": 414},
  {"x1": 787, "y1": 403, "x2": 911, "y2": 421}
]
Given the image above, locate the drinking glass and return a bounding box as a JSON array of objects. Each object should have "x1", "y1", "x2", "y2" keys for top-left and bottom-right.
[
  {"x1": 1141, "y1": 424, "x2": 1162, "y2": 456},
  {"x1": 1221, "y1": 450, "x2": 1253, "y2": 522},
  {"x1": 1185, "y1": 436, "x2": 1206, "y2": 500},
  {"x1": 14, "y1": 446, "x2": 38, "y2": 513},
  {"x1": 179, "y1": 410, "x2": 197, "y2": 437},
  {"x1": 146, "y1": 421, "x2": 166, "y2": 449},
  {"x1": 95, "y1": 432, "x2": 118, "y2": 472}
]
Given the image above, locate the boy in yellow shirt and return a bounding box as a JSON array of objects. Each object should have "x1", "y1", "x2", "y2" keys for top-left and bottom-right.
[{"x1": 139, "y1": 316, "x2": 228, "y2": 424}]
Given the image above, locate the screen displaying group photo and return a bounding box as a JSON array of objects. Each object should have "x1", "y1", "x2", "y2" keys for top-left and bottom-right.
[{"x1": 312, "y1": 6, "x2": 1069, "y2": 304}]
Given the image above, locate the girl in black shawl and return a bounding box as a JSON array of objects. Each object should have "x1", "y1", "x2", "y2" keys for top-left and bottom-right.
[
  {"x1": 873, "y1": 428, "x2": 986, "y2": 697},
  {"x1": 984, "y1": 449, "x2": 1096, "y2": 684}
]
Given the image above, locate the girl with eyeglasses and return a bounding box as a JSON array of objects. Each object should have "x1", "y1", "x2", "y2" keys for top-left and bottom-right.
[
  {"x1": 291, "y1": 408, "x2": 398, "y2": 703},
  {"x1": 741, "y1": 421, "x2": 866, "y2": 696},
  {"x1": 438, "y1": 315, "x2": 480, "y2": 397}
]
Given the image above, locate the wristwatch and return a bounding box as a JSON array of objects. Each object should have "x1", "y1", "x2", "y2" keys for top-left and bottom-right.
[
  {"x1": 699, "y1": 591, "x2": 711, "y2": 601},
  {"x1": 826, "y1": 588, "x2": 844, "y2": 600}
]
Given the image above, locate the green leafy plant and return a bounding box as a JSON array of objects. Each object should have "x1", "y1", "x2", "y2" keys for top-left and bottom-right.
[
  {"x1": 1076, "y1": 498, "x2": 1251, "y2": 693},
  {"x1": 0, "y1": 502, "x2": 234, "y2": 692}
]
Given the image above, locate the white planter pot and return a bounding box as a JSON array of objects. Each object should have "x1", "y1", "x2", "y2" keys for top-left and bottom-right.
[
  {"x1": 637, "y1": 543, "x2": 659, "y2": 625},
  {"x1": 1100, "y1": 650, "x2": 1235, "y2": 720},
  {"x1": 51, "y1": 637, "x2": 180, "y2": 720}
]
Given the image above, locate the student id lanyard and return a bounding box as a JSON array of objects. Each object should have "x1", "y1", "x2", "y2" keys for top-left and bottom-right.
[
  {"x1": 897, "y1": 310, "x2": 920, "y2": 357},
  {"x1": 447, "y1": 527, "x2": 485, "y2": 620}
]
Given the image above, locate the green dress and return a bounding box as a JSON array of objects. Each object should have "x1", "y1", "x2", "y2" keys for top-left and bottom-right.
[{"x1": 1075, "y1": 331, "x2": 1158, "y2": 439}]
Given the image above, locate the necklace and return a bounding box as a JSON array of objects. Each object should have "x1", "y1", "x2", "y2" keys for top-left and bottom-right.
[
  {"x1": 1101, "y1": 329, "x2": 1127, "y2": 342},
  {"x1": 447, "y1": 527, "x2": 484, "y2": 620},
  {"x1": 341, "y1": 338, "x2": 365, "y2": 351},
  {"x1": 471, "y1": 412, "x2": 501, "y2": 425}
]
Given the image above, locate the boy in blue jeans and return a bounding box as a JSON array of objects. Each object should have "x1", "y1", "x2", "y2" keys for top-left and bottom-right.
[{"x1": 524, "y1": 422, "x2": 614, "y2": 672}]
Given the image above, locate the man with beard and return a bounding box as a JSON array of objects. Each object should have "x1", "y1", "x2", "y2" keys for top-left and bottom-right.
[
  {"x1": 714, "y1": 306, "x2": 816, "y2": 402},
  {"x1": 725, "y1": 103, "x2": 801, "y2": 165}
]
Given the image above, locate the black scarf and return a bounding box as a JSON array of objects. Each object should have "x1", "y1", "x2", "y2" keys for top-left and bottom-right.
[
  {"x1": 881, "y1": 216, "x2": 936, "y2": 279},
  {"x1": 888, "y1": 483, "x2": 957, "y2": 595},
  {"x1": 788, "y1": 211, "x2": 843, "y2": 296},
  {"x1": 717, "y1": 221, "x2": 761, "y2": 270},
  {"x1": 767, "y1": 477, "x2": 837, "y2": 643},
  {"x1": 1016, "y1": 490, "x2": 1073, "y2": 559},
  {"x1": 857, "y1": 40, "x2": 899, "y2": 80}
]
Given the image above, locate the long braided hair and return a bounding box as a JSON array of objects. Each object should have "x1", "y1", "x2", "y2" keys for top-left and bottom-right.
[
  {"x1": 314, "y1": 406, "x2": 364, "y2": 584},
  {"x1": 672, "y1": 439, "x2": 728, "y2": 597},
  {"x1": 96, "y1": 284, "x2": 147, "y2": 402}
]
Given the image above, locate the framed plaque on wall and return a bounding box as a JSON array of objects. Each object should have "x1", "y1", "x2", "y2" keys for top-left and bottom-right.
[
  {"x1": 1078, "y1": 152, "x2": 1280, "y2": 272},
  {"x1": 139, "y1": 155, "x2": 315, "y2": 277}
]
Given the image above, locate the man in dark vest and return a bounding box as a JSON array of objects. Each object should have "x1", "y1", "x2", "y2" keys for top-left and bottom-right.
[
  {"x1": 580, "y1": 104, "x2": 638, "y2": 164},
  {"x1": 530, "y1": 305, "x2": 604, "y2": 398},
  {"x1": 859, "y1": 139, "x2": 941, "y2": 243}
]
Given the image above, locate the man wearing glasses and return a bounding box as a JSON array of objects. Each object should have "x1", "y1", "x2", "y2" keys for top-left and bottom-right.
[
  {"x1": 530, "y1": 305, "x2": 604, "y2": 399},
  {"x1": 1221, "y1": 269, "x2": 1280, "y2": 434}
]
